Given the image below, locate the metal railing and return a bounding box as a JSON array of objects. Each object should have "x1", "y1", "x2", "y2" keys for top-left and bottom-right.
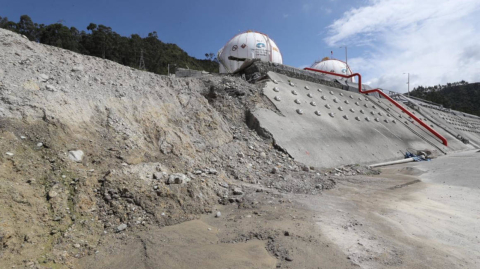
[{"x1": 303, "y1": 67, "x2": 448, "y2": 146}]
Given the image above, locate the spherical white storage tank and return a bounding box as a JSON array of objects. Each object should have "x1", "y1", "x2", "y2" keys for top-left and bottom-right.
[
  {"x1": 310, "y1": 59, "x2": 355, "y2": 82},
  {"x1": 217, "y1": 31, "x2": 283, "y2": 73}
]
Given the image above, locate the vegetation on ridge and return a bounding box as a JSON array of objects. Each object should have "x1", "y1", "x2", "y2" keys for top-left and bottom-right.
[
  {"x1": 0, "y1": 15, "x2": 219, "y2": 74},
  {"x1": 409, "y1": 81, "x2": 480, "y2": 116}
]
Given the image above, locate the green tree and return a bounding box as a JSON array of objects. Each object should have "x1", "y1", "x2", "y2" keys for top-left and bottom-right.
[
  {"x1": 17, "y1": 15, "x2": 37, "y2": 41},
  {"x1": 0, "y1": 16, "x2": 17, "y2": 31},
  {"x1": 39, "y1": 23, "x2": 84, "y2": 52},
  {"x1": 0, "y1": 14, "x2": 219, "y2": 75},
  {"x1": 411, "y1": 81, "x2": 480, "y2": 116}
]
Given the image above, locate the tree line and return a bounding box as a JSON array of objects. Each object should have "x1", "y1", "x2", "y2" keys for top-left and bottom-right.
[
  {"x1": 409, "y1": 81, "x2": 480, "y2": 116},
  {"x1": 0, "y1": 15, "x2": 219, "y2": 74}
]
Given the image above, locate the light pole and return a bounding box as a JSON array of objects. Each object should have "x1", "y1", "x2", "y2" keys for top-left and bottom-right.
[
  {"x1": 403, "y1": 73, "x2": 410, "y2": 96},
  {"x1": 339, "y1": 46, "x2": 348, "y2": 66}
]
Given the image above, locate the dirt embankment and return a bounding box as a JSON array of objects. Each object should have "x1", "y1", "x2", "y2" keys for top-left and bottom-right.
[{"x1": 0, "y1": 28, "x2": 351, "y2": 268}]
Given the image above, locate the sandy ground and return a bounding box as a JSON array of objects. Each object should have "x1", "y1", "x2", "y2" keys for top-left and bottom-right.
[
  {"x1": 78, "y1": 190, "x2": 357, "y2": 269},
  {"x1": 78, "y1": 150, "x2": 480, "y2": 269}
]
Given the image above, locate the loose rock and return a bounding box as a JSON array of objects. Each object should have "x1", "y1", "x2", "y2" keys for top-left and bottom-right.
[
  {"x1": 153, "y1": 172, "x2": 167, "y2": 180},
  {"x1": 48, "y1": 190, "x2": 58, "y2": 199},
  {"x1": 72, "y1": 65, "x2": 84, "y2": 72},
  {"x1": 167, "y1": 173, "x2": 190, "y2": 184},
  {"x1": 232, "y1": 187, "x2": 244, "y2": 195},
  {"x1": 116, "y1": 223, "x2": 127, "y2": 232},
  {"x1": 39, "y1": 74, "x2": 49, "y2": 82},
  {"x1": 68, "y1": 150, "x2": 84, "y2": 162},
  {"x1": 45, "y1": 85, "x2": 56, "y2": 92}
]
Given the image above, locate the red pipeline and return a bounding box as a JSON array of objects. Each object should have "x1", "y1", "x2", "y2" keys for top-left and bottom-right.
[{"x1": 303, "y1": 67, "x2": 448, "y2": 146}]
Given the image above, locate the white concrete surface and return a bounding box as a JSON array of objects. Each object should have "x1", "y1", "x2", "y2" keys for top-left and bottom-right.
[{"x1": 254, "y1": 72, "x2": 470, "y2": 167}]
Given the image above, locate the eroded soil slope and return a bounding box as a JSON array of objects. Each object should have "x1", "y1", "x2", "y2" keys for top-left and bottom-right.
[{"x1": 0, "y1": 28, "x2": 341, "y2": 268}]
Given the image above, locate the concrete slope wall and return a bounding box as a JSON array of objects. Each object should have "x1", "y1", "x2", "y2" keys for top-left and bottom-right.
[
  {"x1": 368, "y1": 97, "x2": 472, "y2": 153},
  {"x1": 253, "y1": 72, "x2": 472, "y2": 168},
  {"x1": 404, "y1": 97, "x2": 480, "y2": 148}
]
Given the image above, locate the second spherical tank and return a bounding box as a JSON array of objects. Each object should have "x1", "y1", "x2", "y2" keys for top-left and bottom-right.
[{"x1": 310, "y1": 59, "x2": 355, "y2": 82}]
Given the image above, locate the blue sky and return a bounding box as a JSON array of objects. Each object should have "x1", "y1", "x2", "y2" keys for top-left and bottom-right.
[{"x1": 2, "y1": 0, "x2": 480, "y2": 92}]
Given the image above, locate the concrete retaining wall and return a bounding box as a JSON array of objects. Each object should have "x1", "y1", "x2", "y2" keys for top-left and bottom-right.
[
  {"x1": 404, "y1": 97, "x2": 480, "y2": 148},
  {"x1": 252, "y1": 72, "x2": 474, "y2": 167}
]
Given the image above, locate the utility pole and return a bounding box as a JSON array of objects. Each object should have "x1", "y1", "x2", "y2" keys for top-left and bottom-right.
[
  {"x1": 139, "y1": 49, "x2": 145, "y2": 70},
  {"x1": 404, "y1": 73, "x2": 410, "y2": 96}
]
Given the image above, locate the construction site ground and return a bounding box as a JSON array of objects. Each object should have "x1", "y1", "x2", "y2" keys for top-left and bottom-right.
[
  {"x1": 1, "y1": 28, "x2": 479, "y2": 269},
  {"x1": 78, "y1": 149, "x2": 480, "y2": 269}
]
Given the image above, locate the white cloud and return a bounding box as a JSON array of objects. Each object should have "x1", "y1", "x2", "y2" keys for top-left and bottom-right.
[
  {"x1": 283, "y1": 14, "x2": 290, "y2": 19},
  {"x1": 325, "y1": 0, "x2": 480, "y2": 92}
]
